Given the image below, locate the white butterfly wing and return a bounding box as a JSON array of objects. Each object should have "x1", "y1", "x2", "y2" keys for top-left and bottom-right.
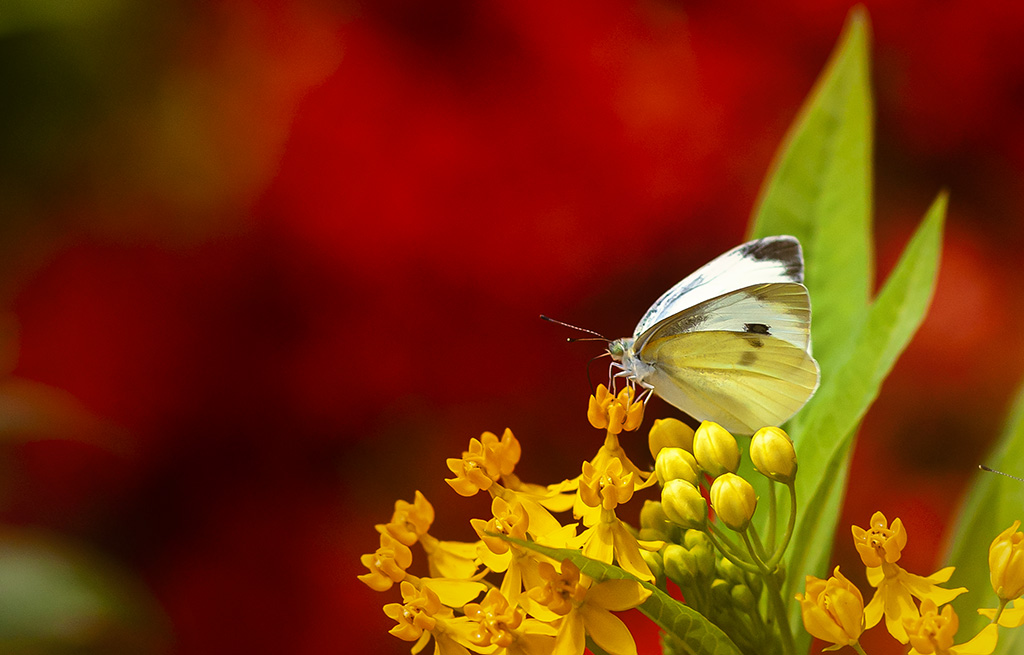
[
  {"x1": 634, "y1": 283, "x2": 813, "y2": 353},
  {"x1": 638, "y1": 331, "x2": 820, "y2": 434},
  {"x1": 633, "y1": 235, "x2": 804, "y2": 339}
]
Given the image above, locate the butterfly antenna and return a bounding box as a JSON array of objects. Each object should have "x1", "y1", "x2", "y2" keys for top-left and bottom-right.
[
  {"x1": 584, "y1": 351, "x2": 612, "y2": 393},
  {"x1": 539, "y1": 315, "x2": 609, "y2": 342},
  {"x1": 980, "y1": 464, "x2": 1024, "y2": 483}
]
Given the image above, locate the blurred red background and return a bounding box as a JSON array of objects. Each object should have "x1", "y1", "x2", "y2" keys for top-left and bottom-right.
[{"x1": 3, "y1": 1, "x2": 1024, "y2": 653}]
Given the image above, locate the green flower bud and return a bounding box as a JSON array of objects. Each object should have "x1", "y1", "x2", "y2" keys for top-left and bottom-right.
[
  {"x1": 641, "y1": 548, "x2": 665, "y2": 582},
  {"x1": 710, "y1": 578, "x2": 731, "y2": 606},
  {"x1": 655, "y1": 447, "x2": 701, "y2": 487},
  {"x1": 710, "y1": 473, "x2": 757, "y2": 531},
  {"x1": 693, "y1": 421, "x2": 740, "y2": 477},
  {"x1": 731, "y1": 584, "x2": 757, "y2": 611},
  {"x1": 661, "y1": 479, "x2": 707, "y2": 529},
  {"x1": 683, "y1": 529, "x2": 715, "y2": 577},
  {"x1": 663, "y1": 544, "x2": 697, "y2": 588},
  {"x1": 750, "y1": 426, "x2": 798, "y2": 483},
  {"x1": 746, "y1": 569, "x2": 764, "y2": 598},
  {"x1": 717, "y1": 556, "x2": 745, "y2": 586},
  {"x1": 648, "y1": 417, "x2": 695, "y2": 459},
  {"x1": 639, "y1": 500, "x2": 672, "y2": 535}
]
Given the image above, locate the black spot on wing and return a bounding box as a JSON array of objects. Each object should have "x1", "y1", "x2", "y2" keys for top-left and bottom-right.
[
  {"x1": 739, "y1": 351, "x2": 758, "y2": 366},
  {"x1": 743, "y1": 322, "x2": 770, "y2": 335},
  {"x1": 747, "y1": 337, "x2": 764, "y2": 349}
]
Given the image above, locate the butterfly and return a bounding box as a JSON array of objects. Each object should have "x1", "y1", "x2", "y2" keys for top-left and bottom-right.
[{"x1": 608, "y1": 235, "x2": 820, "y2": 434}]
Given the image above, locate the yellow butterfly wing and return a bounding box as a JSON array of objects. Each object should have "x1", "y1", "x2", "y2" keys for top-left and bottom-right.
[{"x1": 638, "y1": 330, "x2": 820, "y2": 434}]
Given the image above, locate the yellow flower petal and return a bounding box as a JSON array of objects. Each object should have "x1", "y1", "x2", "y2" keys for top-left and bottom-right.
[
  {"x1": 580, "y1": 604, "x2": 638, "y2": 655},
  {"x1": 586, "y1": 578, "x2": 652, "y2": 611}
]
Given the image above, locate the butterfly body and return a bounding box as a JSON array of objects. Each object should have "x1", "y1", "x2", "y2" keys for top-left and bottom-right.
[{"x1": 608, "y1": 236, "x2": 820, "y2": 434}]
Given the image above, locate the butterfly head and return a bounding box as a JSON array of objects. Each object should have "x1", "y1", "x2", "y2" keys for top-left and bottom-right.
[{"x1": 607, "y1": 338, "x2": 633, "y2": 363}]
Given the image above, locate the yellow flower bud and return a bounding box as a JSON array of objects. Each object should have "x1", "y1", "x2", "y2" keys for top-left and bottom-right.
[
  {"x1": 990, "y1": 520, "x2": 1024, "y2": 601},
  {"x1": 749, "y1": 426, "x2": 797, "y2": 483},
  {"x1": 795, "y1": 567, "x2": 864, "y2": 648},
  {"x1": 661, "y1": 479, "x2": 707, "y2": 529},
  {"x1": 655, "y1": 447, "x2": 701, "y2": 487},
  {"x1": 648, "y1": 417, "x2": 695, "y2": 459},
  {"x1": 693, "y1": 421, "x2": 739, "y2": 477},
  {"x1": 709, "y1": 473, "x2": 756, "y2": 531},
  {"x1": 683, "y1": 529, "x2": 715, "y2": 578}
]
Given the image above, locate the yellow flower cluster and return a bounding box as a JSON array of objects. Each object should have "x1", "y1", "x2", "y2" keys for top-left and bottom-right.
[
  {"x1": 360, "y1": 385, "x2": 659, "y2": 655},
  {"x1": 796, "y1": 511, "x2": 1024, "y2": 654}
]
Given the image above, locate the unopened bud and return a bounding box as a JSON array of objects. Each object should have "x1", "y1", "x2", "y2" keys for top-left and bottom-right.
[
  {"x1": 710, "y1": 473, "x2": 757, "y2": 531},
  {"x1": 661, "y1": 479, "x2": 707, "y2": 530},
  {"x1": 663, "y1": 544, "x2": 697, "y2": 588},
  {"x1": 649, "y1": 417, "x2": 695, "y2": 459},
  {"x1": 750, "y1": 426, "x2": 798, "y2": 483},
  {"x1": 990, "y1": 520, "x2": 1024, "y2": 601},
  {"x1": 655, "y1": 447, "x2": 701, "y2": 487},
  {"x1": 693, "y1": 421, "x2": 739, "y2": 477}
]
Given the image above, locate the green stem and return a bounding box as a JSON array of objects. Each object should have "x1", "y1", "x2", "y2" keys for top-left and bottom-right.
[
  {"x1": 747, "y1": 521, "x2": 770, "y2": 563},
  {"x1": 992, "y1": 597, "x2": 1010, "y2": 624},
  {"x1": 765, "y1": 482, "x2": 797, "y2": 570},
  {"x1": 762, "y1": 562, "x2": 797, "y2": 655},
  {"x1": 705, "y1": 528, "x2": 761, "y2": 575},
  {"x1": 852, "y1": 641, "x2": 869, "y2": 655}
]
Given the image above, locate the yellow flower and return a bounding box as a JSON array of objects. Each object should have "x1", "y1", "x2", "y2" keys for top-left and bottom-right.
[
  {"x1": 383, "y1": 581, "x2": 476, "y2": 655},
  {"x1": 579, "y1": 457, "x2": 635, "y2": 511},
  {"x1": 378, "y1": 490, "x2": 435, "y2": 547},
  {"x1": 463, "y1": 588, "x2": 557, "y2": 655},
  {"x1": 528, "y1": 559, "x2": 651, "y2": 655},
  {"x1": 445, "y1": 429, "x2": 522, "y2": 497},
  {"x1": 749, "y1": 426, "x2": 798, "y2": 483},
  {"x1": 852, "y1": 513, "x2": 966, "y2": 642},
  {"x1": 572, "y1": 508, "x2": 658, "y2": 583},
  {"x1": 852, "y1": 511, "x2": 907, "y2": 567},
  {"x1": 358, "y1": 533, "x2": 413, "y2": 592},
  {"x1": 588, "y1": 385, "x2": 644, "y2": 434},
  {"x1": 692, "y1": 421, "x2": 739, "y2": 477},
  {"x1": 989, "y1": 520, "x2": 1024, "y2": 601},
  {"x1": 905, "y1": 599, "x2": 999, "y2": 655},
  {"x1": 471, "y1": 496, "x2": 531, "y2": 558},
  {"x1": 709, "y1": 473, "x2": 757, "y2": 532},
  {"x1": 795, "y1": 566, "x2": 864, "y2": 649}
]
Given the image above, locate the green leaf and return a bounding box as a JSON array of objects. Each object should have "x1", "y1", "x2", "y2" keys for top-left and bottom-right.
[
  {"x1": 943, "y1": 378, "x2": 1024, "y2": 652},
  {"x1": 741, "y1": 7, "x2": 947, "y2": 651},
  {"x1": 748, "y1": 7, "x2": 873, "y2": 371},
  {"x1": 503, "y1": 537, "x2": 742, "y2": 655},
  {"x1": 782, "y1": 193, "x2": 945, "y2": 646}
]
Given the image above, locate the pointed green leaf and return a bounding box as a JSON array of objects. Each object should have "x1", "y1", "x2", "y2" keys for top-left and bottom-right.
[
  {"x1": 749, "y1": 7, "x2": 873, "y2": 370},
  {"x1": 943, "y1": 378, "x2": 1024, "y2": 651},
  {"x1": 503, "y1": 537, "x2": 742, "y2": 655},
  {"x1": 782, "y1": 193, "x2": 945, "y2": 648}
]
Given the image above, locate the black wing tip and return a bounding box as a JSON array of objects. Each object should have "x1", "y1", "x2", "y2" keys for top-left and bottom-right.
[{"x1": 738, "y1": 236, "x2": 804, "y2": 282}]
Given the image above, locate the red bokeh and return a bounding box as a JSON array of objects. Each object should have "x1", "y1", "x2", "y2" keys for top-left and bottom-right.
[{"x1": 4, "y1": 1, "x2": 1024, "y2": 653}]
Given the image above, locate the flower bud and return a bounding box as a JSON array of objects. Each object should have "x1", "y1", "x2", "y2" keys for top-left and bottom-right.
[
  {"x1": 731, "y1": 584, "x2": 756, "y2": 611},
  {"x1": 693, "y1": 421, "x2": 739, "y2": 477},
  {"x1": 661, "y1": 479, "x2": 707, "y2": 529},
  {"x1": 655, "y1": 447, "x2": 701, "y2": 487},
  {"x1": 639, "y1": 500, "x2": 674, "y2": 541},
  {"x1": 717, "y1": 557, "x2": 745, "y2": 586},
  {"x1": 682, "y1": 529, "x2": 715, "y2": 578},
  {"x1": 750, "y1": 426, "x2": 798, "y2": 483},
  {"x1": 649, "y1": 417, "x2": 695, "y2": 459},
  {"x1": 710, "y1": 473, "x2": 757, "y2": 531},
  {"x1": 663, "y1": 544, "x2": 697, "y2": 588},
  {"x1": 640, "y1": 548, "x2": 664, "y2": 582},
  {"x1": 795, "y1": 567, "x2": 864, "y2": 648},
  {"x1": 710, "y1": 578, "x2": 731, "y2": 606},
  {"x1": 990, "y1": 520, "x2": 1024, "y2": 601}
]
